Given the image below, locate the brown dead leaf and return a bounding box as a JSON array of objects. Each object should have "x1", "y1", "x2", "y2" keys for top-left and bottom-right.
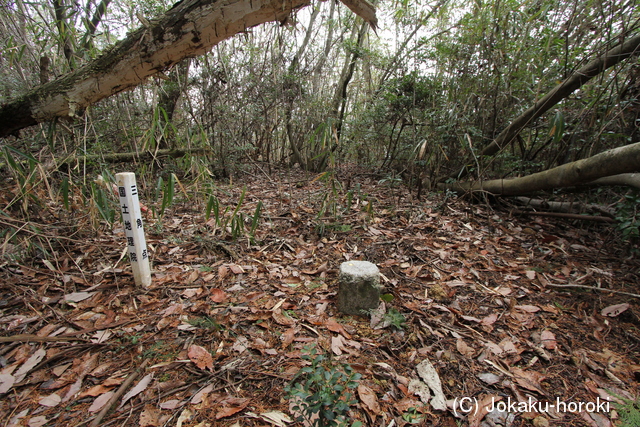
[
  {"x1": 209, "y1": 288, "x2": 227, "y2": 303},
  {"x1": 484, "y1": 341, "x2": 504, "y2": 356},
  {"x1": 229, "y1": 264, "x2": 245, "y2": 274},
  {"x1": 89, "y1": 391, "x2": 114, "y2": 413},
  {"x1": 13, "y1": 348, "x2": 46, "y2": 383},
  {"x1": 119, "y1": 373, "x2": 153, "y2": 408},
  {"x1": 601, "y1": 303, "x2": 629, "y2": 317},
  {"x1": 218, "y1": 265, "x2": 229, "y2": 281},
  {"x1": 456, "y1": 339, "x2": 476, "y2": 357},
  {"x1": 468, "y1": 394, "x2": 502, "y2": 427},
  {"x1": 331, "y1": 335, "x2": 345, "y2": 355},
  {"x1": 79, "y1": 384, "x2": 113, "y2": 398},
  {"x1": 188, "y1": 345, "x2": 214, "y2": 371},
  {"x1": 481, "y1": 313, "x2": 498, "y2": 328},
  {"x1": 515, "y1": 305, "x2": 541, "y2": 313},
  {"x1": 272, "y1": 309, "x2": 295, "y2": 326},
  {"x1": 281, "y1": 327, "x2": 297, "y2": 349},
  {"x1": 139, "y1": 404, "x2": 162, "y2": 427},
  {"x1": 302, "y1": 261, "x2": 328, "y2": 275},
  {"x1": 38, "y1": 393, "x2": 61, "y2": 407},
  {"x1": 324, "y1": 317, "x2": 351, "y2": 339},
  {"x1": 540, "y1": 330, "x2": 557, "y2": 350},
  {"x1": 215, "y1": 397, "x2": 250, "y2": 419},
  {"x1": 510, "y1": 367, "x2": 547, "y2": 395},
  {"x1": 358, "y1": 384, "x2": 381, "y2": 414},
  {"x1": 191, "y1": 384, "x2": 214, "y2": 405}
]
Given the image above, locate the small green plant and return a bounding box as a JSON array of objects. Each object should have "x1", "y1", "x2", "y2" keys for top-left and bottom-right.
[
  {"x1": 188, "y1": 316, "x2": 222, "y2": 330},
  {"x1": 315, "y1": 170, "x2": 343, "y2": 220},
  {"x1": 204, "y1": 185, "x2": 262, "y2": 241},
  {"x1": 383, "y1": 307, "x2": 406, "y2": 331},
  {"x1": 2, "y1": 145, "x2": 41, "y2": 212},
  {"x1": 91, "y1": 176, "x2": 117, "y2": 226},
  {"x1": 613, "y1": 394, "x2": 640, "y2": 427},
  {"x1": 249, "y1": 200, "x2": 263, "y2": 241},
  {"x1": 615, "y1": 191, "x2": 640, "y2": 248},
  {"x1": 401, "y1": 407, "x2": 425, "y2": 424},
  {"x1": 378, "y1": 174, "x2": 402, "y2": 188},
  {"x1": 285, "y1": 345, "x2": 362, "y2": 427},
  {"x1": 153, "y1": 173, "x2": 177, "y2": 219},
  {"x1": 142, "y1": 340, "x2": 177, "y2": 361}
]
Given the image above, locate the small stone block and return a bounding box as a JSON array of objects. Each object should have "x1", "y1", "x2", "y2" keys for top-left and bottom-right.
[{"x1": 337, "y1": 261, "x2": 381, "y2": 316}]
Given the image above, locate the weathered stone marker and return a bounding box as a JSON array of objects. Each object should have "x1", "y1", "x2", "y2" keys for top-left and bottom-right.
[{"x1": 337, "y1": 261, "x2": 381, "y2": 316}]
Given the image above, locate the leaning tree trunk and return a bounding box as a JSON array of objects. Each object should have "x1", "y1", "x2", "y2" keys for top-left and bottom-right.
[
  {"x1": 441, "y1": 142, "x2": 640, "y2": 196},
  {"x1": 0, "y1": 0, "x2": 377, "y2": 139},
  {"x1": 451, "y1": 31, "x2": 640, "y2": 180}
]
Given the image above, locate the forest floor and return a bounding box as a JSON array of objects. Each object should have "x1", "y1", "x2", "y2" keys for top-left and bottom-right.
[{"x1": 0, "y1": 166, "x2": 639, "y2": 427}]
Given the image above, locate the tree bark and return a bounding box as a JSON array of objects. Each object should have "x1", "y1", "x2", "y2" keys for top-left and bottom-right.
[
  {"x1": 157, "y1": 59, "x2": 191, "y2": 149},
  {"x1": 586, "y1": 173, "x2": 640, "y2": 190},
  {"x1": 514, "y1": 197, "x2": 615, "y2": 217},
  {"x1": 332, "y1": 20, "x2": 368, "y2": 139},
  {"x1": 441, "y1": 141, "x2": 640, "y2": 196},
  {"x1": 0, "y1": 0, "x2": 377, "y2": 139},
  {"x1": 53, "y1": 0, "x2": 76, "y2": 67},
  {"x1": 451, "y1": 31, "x2": 640, "y2": 180}
]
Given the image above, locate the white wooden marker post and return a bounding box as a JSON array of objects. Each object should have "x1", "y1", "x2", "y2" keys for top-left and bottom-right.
[{"x1": 116, "y1": 172, "x2": 152, "y2": 288}]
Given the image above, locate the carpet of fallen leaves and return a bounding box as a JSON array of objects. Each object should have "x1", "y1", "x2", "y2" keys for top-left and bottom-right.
[{"x1": 1, "y1": 167, "x2": 639, "y2": 427}]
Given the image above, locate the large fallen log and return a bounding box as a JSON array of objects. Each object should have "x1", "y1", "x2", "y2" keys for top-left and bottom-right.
[
  {"x1": 51, "y1": 147, "x2": 212, "y2": 169},
  {"x1": 440, "y1": 141, "x2": 640, "y2": 196}
]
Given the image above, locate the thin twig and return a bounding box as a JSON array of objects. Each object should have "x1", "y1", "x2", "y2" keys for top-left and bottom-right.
[
  {"x1": 545, "y1": 282, "x2": 640, "y2": 298},
  {"x1": 88, "y1": 358, "x2": 150, "y2": 427},
  {"x1": 0, "y1": 334, "x2": 89, "y2": 343}
]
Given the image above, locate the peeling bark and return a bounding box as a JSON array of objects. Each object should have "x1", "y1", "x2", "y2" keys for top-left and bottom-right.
[{"x1": 1, "y1": 0, "x2": 376, "y2": 139}]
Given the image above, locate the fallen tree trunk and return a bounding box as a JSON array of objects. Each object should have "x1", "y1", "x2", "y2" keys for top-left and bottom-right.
[
  {"x1": 43, "y1": 147, "x2": 212, "y2": 170},
  {"x1": 0, "y1": 0, "x2": 376, "y2": 139},
  {"x1": 514, "y1": 197, "x2": 615, "y2": 217},
  {"x1": 512, "y1": 210, "x2": 615, "y2": 223},
  {"x1": 440, "y1": 141, "x2": 640, "y2": 196},
  {"x1": 451, "y1": 32, "x2": 640, "y2": 180}
]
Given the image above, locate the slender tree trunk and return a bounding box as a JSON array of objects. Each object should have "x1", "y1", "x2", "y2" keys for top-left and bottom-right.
[
  {"x1": 441, "y1": 142, "x2": 640, "y2": 196},
  {"x1": 284, "y1": 5, "x2": 320, "y2": 169},
  {"x1": 80, "y1": 0, "x2": 112, "y2": 52},
  {"x1": 332, "y1": 20, "x2": 368, "y2": 139},
  {"x1": 0, "y1": 0, "x2": 376, "y2": 139},
  {"x1": 377, "y1": 0, "x2": 446, "y2": 85},
  {"x1": 157, "y1": 59, "x2": 191, "y2": 149},
  {"x1": 312, "y1": 0, "x2": 336, "y2": 89},
  {"x1": 52, "y1": 0, "x2": 76, "y2": 68},
  {"x1": 451, "y1": 31, "x2": 640, "y2": 180}
]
